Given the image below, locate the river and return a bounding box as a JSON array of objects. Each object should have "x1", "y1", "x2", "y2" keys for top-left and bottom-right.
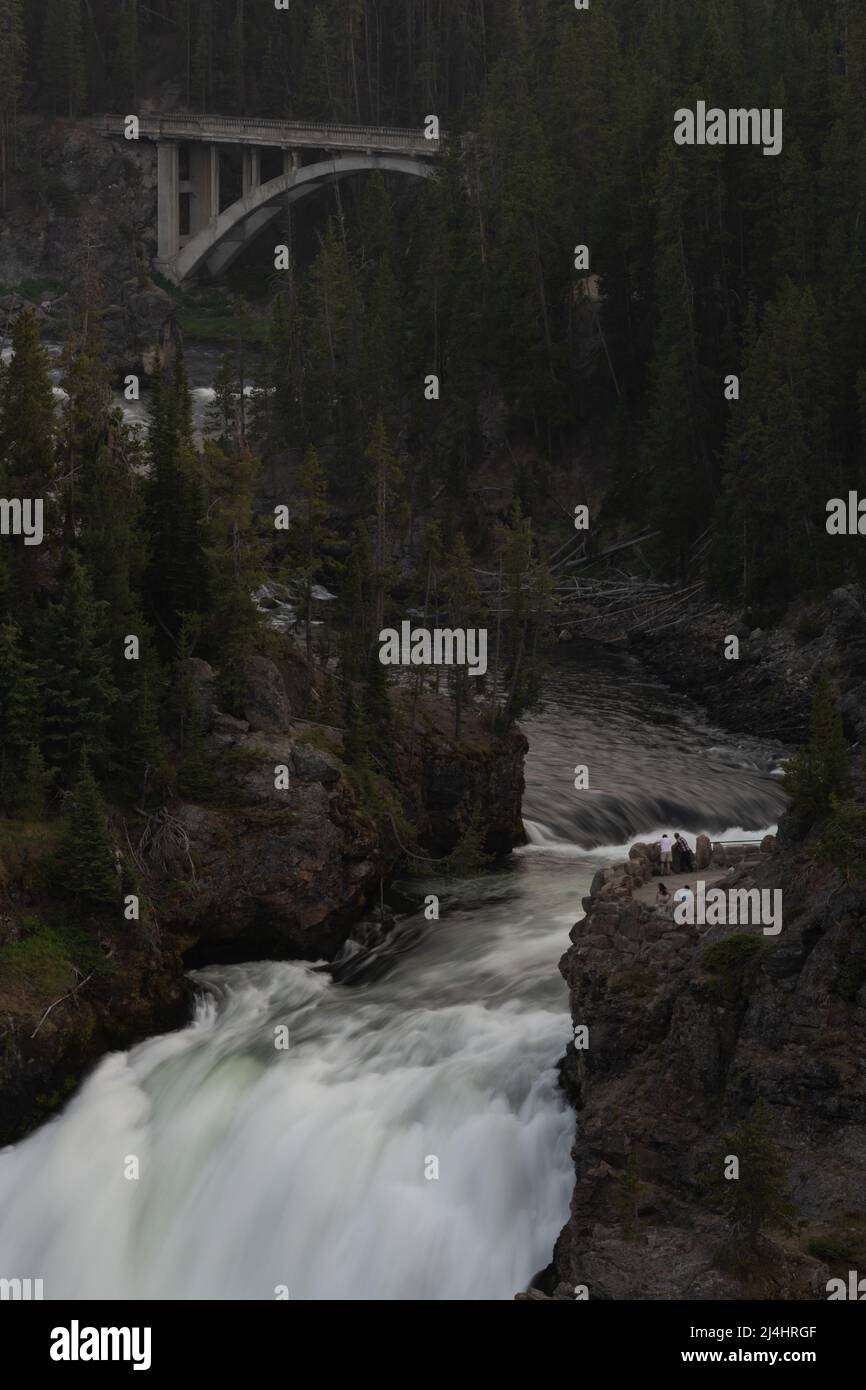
[{"x1": 0, "y1": 653, "x2": 788, "y2": 1300}]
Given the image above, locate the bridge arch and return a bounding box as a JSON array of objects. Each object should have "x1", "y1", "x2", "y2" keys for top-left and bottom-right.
[{"x1": 162, "y1": 153, "x2": 434, "y2": 284}]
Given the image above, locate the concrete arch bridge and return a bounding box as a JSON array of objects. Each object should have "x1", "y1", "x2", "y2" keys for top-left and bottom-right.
[{"x1": 94, "y1": 114, "x2": 442, "y2": 284}]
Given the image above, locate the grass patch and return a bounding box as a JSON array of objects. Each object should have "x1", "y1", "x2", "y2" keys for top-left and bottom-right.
[{"x1": 0, "y1": 921, "x2": 110, "y2": 1023}]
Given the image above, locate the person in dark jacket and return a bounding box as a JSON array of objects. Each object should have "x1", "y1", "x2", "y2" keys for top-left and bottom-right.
[{"x1": 674, "y1": 833, "x2": 695, "y2": 872}]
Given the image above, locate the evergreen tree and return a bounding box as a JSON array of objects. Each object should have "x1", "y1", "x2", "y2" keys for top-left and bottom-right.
[
  {"x1": 176, "y1": 698, "x2": 219, "y2": 801},
  {"x1": 0, "y1": 308, "x2": 56, "y2": 614},
  {"x1": 785, "y1": 668, "x2": 851, "y2": 826},
  {"x1": 40, "y1": 552, "x2": 118, "y2": 776},
  {"x1": 16, "y1": 741, "x2": 49, "y2": 818},
  {"x1": 443, "y1": 532, "x2": 484, "y2": 739},
  {"x1": 341, "y1": 678, "x2": 369, "y2": 773},
  {"x1": 298, "y1": 6, "x2": 336, "y2": 120},
  {"x1": 200, "y1": 438, "x2": 263, "y2": 711},
  {"x1": 293, "y1": 443, "x2": 330, "y2": 663},
  {"x1": 338, "y1": 523, "x2": 376, "y2": 680},
  {"x1": 705, "y1": 1101, "x2": 795, "y2": 1249},
  {"x1": 41, "y1": 0, "x2": 85, "y2": 115},
  {"x1": 143, "y1": 355, "x2": 208, "y2": 648},
  {"x1": 364, "y1": 415, "x2": 403, "y2": 633},
  {"x1": 55, "y1": 752, "x2": 119, "y2": 908},
  {"x1": 0, "y1": 619, "x2": 43, "y2": 815},
  {"x1": 363, "y1": 644, "x2": 392, "y2": 770},
  {"x1": 0, "y1": 0, "x2": 25, "y2": 213}
]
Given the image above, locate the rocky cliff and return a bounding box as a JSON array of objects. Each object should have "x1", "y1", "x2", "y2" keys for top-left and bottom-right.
[{"x1": 535, "y1": 820, "x2": 866, "y2": 1300}]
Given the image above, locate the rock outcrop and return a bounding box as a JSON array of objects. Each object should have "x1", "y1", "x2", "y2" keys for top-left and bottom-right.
[{"x1": 541, "y1": 833, "x2": 866, "y2": 1301}]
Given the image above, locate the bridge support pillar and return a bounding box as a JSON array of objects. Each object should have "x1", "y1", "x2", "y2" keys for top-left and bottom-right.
[
  {"x1": 282, "y1": 149, "x2": 300, "y2": 178},
  {"x1": 188, "y1": 143, "x2": 220, "y2": 235},
  {"x1": 156, "y1": 141, "x2": 180, "y2": 262},
  {"x1": 242, "y1": 147, "x2": 261, "y2": 199}
]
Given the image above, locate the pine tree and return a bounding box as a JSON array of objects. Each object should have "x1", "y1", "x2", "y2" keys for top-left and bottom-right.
[
  {"x1": 338, "y1": 524, "x2": 376, "y2": 681},
  {"x1": 16, "y1": 741, "x2": 49, "y2": 818},
  {"x1": 55, "y1": 752, "x2": 119, "y2": 908},
  {"x1": 113, "y1": 0, "x2": 138, "y2": 107},
  {"x1": 143, "y1": 355, "x2": 208, "y2": 648},
  {"x1": 364, "y1": 415, "x2": 403, "y2": 633},
  {"x1": 200, "y1": 438, "x2": 263, "y2": 711},
  {"x1": 176, "y1": 697, "x2": 218, "y2": 801},
  {"x1": 785, "y1": 668, "x2": 851, "y2": 826},
  {"x1": 706, "y1": 1101, "x2": 795, "y2": 1249},
  {"x1": 0, "y1": 619, "x2": 42, "y2": 815},
  {"x1": 298, "y1": 6, "x2": 336, "y2": 119},
  {"x1": 119, "y1": 636, "x2": 164, "y2": 805},
  {"x1": 363, "y1": 644, "x2": 392, "y2": 770},
  {"x1": 40, "y1": 552, "x2": 118, "y2": 776},
  {"x1": 41, "y1": 0, "x2": 85, "y2": 116},
  {"x1": 0, "y1": 308, "x2": 56, "y2": 614},
  {"x1": 444, "y1": 533, "x2": 484, "y2": 739},
  {"x1": 0, "y1": 0, "x2": 25, "y2": 213},
  {"x1": 341, "y1": 678, "x2": 369, "y2": 773},
  {"x1": 294, "y1": 443, "x2": 329, "y2": 663}
]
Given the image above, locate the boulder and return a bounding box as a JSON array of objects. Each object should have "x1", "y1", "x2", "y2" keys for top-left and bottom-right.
[
  {"x1": 243, "y1": 654, "x2": 292, "y2": 732},
  {"x1": 760, "y1": 834, "x2": 777, "y2": 855},
  {"x1": 695, "y1": 834, "x2": 712, "y2": 870}
]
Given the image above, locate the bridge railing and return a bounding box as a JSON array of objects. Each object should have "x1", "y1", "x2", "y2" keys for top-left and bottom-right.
[{"x1": 92, "y1": 113, "x2": 444, "y2": 152}]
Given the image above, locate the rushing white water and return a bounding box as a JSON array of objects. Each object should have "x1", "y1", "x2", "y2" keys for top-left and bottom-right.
[
  {"x1": 0, "y1": 869, "x2": 581, "y2": 1300},
  {"x1": 0, "y1": 652, "x2": 787, "y2": 1300}
]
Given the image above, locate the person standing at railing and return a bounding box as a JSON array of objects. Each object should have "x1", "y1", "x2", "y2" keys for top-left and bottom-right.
[{"x1": 674, "y1": 833, "x2": 695, "y2": 873}]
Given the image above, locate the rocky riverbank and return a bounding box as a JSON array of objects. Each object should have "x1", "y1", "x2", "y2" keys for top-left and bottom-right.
[
  {"x1": 528, "y1": 812, "x2": 866, "y2": 1301},
  {"x1": 629, "y1": 583, "x2": 866, "y2": 746},
  {"x1": 0, "y1": 652, "x2": 526, "y2": 1146}
]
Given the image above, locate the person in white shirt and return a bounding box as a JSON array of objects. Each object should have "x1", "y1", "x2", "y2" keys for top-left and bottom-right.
[{"x1": 659, "y1": 833, "x2": 673, "y2": 875}]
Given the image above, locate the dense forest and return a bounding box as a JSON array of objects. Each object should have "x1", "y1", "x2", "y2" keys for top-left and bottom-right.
[
  {"x1": 0, "y1": 1, "x2": 863, "y2": 606},
  {"x1": 0, "y1": 0, "x2": 865, "y2": 909}
]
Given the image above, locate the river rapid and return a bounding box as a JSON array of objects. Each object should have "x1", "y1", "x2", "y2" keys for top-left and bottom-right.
[{"x1": 0, "y1": 652, "x2": 787, "y2": 1300}]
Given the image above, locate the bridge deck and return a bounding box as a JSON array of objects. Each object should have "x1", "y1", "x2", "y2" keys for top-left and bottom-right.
[{"x1": 94, "y1": 113, "x2": 440, "y2": 157}]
